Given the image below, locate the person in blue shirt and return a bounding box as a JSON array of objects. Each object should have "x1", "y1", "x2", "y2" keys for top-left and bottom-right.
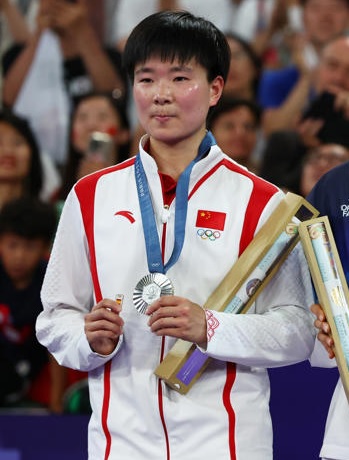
[
  {"x1": 308, "y1": 161, "x2": 349, "y2": 460},
  {"x1": 259, "y1": 32, "x2": 349, "y2": 137}
]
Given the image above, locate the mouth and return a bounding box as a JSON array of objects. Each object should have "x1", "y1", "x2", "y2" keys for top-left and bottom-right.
[
  {"x1": 0, "y1": 156, "x2": 16, "y2": 168},
  {"x1": 152, "y1": 111, "x2": 174, "y2": 118}
]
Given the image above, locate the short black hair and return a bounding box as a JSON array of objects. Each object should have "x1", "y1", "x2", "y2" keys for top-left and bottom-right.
[
  {"x1": 123, "y1": 10, "x2": 231, "y2": 84},
  {"x1": 0, "y1": 197, "x2": 57, "y2": 242},
  {"x1": 0, "y1": 109, "x2": 43, "y2": 197}
]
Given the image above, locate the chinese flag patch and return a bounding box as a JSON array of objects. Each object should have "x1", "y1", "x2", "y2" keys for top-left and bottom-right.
[{"x1": 195, "y1": 210, "x2": 226, "y2": 230}]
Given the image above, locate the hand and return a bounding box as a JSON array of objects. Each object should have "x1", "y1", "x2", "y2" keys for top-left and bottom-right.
[
  {"x1": 146, "y1": 296, "x2": 207, "y2": 348},
  {"x1": 268, "y1": 0, "x2": 288, "y2": 35},
  {"x1": 36, "y1": 0, "x2": 54, "y2": 32},
  {"x1": 327, "y1": 86, "x2": 349, "y2": 120},
  {"x1": 296, "y1": 117, "x2": 324, "y2": 148},
  {"x1": 84, "y1": 298, "x2": 124, "y2": 355},
  {"x1": 311, "y1": 303, "x2": 335, "y2": 359},
  {"x1": 47, "y1": 0, "x2": 89, "y2": 35}
]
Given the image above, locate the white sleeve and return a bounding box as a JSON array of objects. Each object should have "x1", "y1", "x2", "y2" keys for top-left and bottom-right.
[
  {"x1": 36, "y1": 189, "x2": 121, "y2": 371},
  {"x1": 309, "y1": 337, "x2": 337, "y2": 369},
  {"x1": 204, "y1": 244, "x2": 317, "y2": 367}
]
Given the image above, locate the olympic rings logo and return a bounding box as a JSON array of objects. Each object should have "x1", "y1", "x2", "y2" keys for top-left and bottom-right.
[{"x1": 197, "y1": 228, "x2": 221, "y2": 241}]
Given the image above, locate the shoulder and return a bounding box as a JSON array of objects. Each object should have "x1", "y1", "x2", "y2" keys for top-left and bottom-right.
[
  {"x1": 307, "y1": 161, "x2": 349, "y2": 213},
  {"x1": 221, "y1": 156, "x2": 279, "y2": 195},
  {"x1": 74, "y1": 158, "x2": 135, "y2": 199}
]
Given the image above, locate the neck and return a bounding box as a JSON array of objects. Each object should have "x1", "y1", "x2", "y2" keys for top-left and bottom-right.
[
  {"x1": 148, "y1": 130, "x2": 207, "y2": 181},
  {"x1": 12, "y1": 275, "x2": 32, "y2": 291}
]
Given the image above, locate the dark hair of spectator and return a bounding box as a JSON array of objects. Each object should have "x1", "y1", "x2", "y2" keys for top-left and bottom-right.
[
  {"x1": 207, "y1": 96, "x2": 262, "y2": 131},
  {"x1": 0, "y1": 109, "x2": 43, "y2": 197},
  {"x1": 225, "y1": 32, "x2": 262, "y2": 98},
  {"x1": 0, "y1": 197, "x2": 57, "y2": 242},
  {"x1": 122, "y1": 10, "x2": 231, "y2": 84}
]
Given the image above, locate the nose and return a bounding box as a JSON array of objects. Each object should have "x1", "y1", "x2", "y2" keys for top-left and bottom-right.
[
  {"x1": 0, "y1": 142, "x2": 13, "y2": 155},
  {"x1": 153, "y1": 81, "x2": 172, "y2": 104}
]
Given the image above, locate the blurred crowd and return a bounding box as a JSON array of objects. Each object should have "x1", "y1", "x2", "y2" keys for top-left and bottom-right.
[{"x1": 0, "y1": 0, "x2": 349, "y2": 414}]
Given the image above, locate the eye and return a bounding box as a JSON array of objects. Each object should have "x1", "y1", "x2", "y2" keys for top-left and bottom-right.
[
  {"x1": 137, "y1": 76, "x2": 153, "y2": 84},
  {"x1": 13, "y1": 136, "x2": 27, "y2": 148},
  {"x1": 244, "y1": 123, "x2": 257, "y2": 132},
  {"x1": 174, "y1": 76, "x2": 188, "y2": 82}
]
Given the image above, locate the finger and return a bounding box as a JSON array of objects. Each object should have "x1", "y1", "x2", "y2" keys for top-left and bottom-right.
[
  {"x1": 85, "y1": 315, "x2": 124, "y2": 335},
  {"x1": 145, "y1": 295, "x2": 178, "y2": 315},
  {"x1": 93, "y1": 299, "x2": 122, "y2": 314},
  {"x1": 147, "y1": 306, "x2": 180, "y2": 328},
  {"x1": 86, "y1": 308, "x2": 124, "y2": 330},
  {"x1": 310, "y1": 303, "x2": 325, "y2": 321}
]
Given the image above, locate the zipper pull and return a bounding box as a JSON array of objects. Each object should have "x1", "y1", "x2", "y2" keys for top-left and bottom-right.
[{"x1": 161, "y1": 205, "x2": 171, "y2": 223}]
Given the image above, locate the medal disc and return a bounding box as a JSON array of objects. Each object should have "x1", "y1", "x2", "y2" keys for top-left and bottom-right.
[{"x1": 133, "y1": 273, "x2": 174, "y2": 314}]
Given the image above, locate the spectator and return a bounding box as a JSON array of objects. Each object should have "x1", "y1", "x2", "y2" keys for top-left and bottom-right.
[
  {"x1": 308, "y1": 161, "x2": 349, "y2": 460},
  {"x1": 0, "y1": 196, "x2": 57, "y2": 408},
  {"x1": 299, "y1": 143, "x2": 349, "y2": 196},
  {"x1": 1, "y1": 0, "x2": 127, "y2": 167},
  {"x1": 259, "y1": 33, "x2": 349, "y2": 192},
  {"x1": 248, "y1": 0, "x2": 303, "y2": 69},
  {"x1": 207, "y1": 96, "x2": 262, "y2": 173},
  {"x1": 2, "y1": 0, "x2": 126, "y2": 107},
  {"x1": 0, "y1": 109, "x2": 43, "y2": 210},
  {"x1": 59, "y1": 91, "x2": 130, "y2": 202},
  {"x1": 258, "y1": 0, "x2": 349, "y2": 136},
  {"x1": 0, "y1": 108, "x2": 61, "y2": 204},
  {"x1": 224, "y1": 32, "x2": 262, "y2": 101},
  {"x1": 259, "y1": 130, "x2": 349, "y2": 195}
]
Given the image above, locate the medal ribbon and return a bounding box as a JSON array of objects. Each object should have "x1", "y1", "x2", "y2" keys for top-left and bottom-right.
[{"x1": 135, "y1": 131, "x2": 216, "y2": 274}]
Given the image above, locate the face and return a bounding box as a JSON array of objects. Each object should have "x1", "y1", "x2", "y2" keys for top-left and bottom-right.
[
  {"x1": 303, "y1": 0, "x2": 349, "y2": 47},
  {"x1": 210, "y1": 106, "x2": 258, "y2": 162},
  {"x1": 300, "y1": 143, "x2": 349, "y2": 195},
  {"x1": 316, "y1": 37, "x2": 349, "y2": 92},
  {"x1": 133, "y1": 56, "x2": 223, "y2": 147},
  {"x1": 0, "y1": 122, "x2": 31, "y2": 184},
  {"x1": 224, "y1": 37, "x2": 257, "y2": 98},
  {"x1": 0, "y1": 233, "x2": 48, "y2": 288},
  {"x1": 72, "y1": 96, "x2": 122, "y2": 153}
]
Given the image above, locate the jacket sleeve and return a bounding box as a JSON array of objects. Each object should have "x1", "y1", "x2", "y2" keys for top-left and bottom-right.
[
  {"x1": 36, "y1": 189, "x2": 121, "y2": 371},
  {"x1": 204, "y1": 243, "x2": 317, "y2": 367}
]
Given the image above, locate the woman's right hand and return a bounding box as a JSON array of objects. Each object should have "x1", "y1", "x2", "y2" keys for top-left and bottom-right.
[{"x1": 84, "y1": 298, "x2": 124, "y2": 356}]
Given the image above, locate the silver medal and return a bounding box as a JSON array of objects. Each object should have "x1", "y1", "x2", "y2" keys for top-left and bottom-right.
[{"x1": 133, "y1": 273, "x2": 174, "y2": 314}]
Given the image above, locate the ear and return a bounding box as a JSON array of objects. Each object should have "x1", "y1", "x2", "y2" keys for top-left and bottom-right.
[{"x1": 209, "y1": 76, "x2": 224, "y2": 108}]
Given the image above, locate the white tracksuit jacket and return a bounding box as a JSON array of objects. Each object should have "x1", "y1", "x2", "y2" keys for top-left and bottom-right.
[{"x1": 36, "y1": 136, "x2": 315, "y2": 460}]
